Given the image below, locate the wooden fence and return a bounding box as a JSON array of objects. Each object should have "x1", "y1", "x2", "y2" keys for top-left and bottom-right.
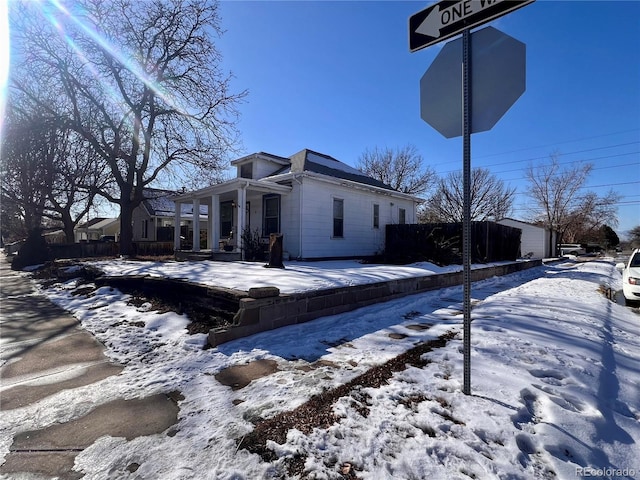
[
  {"x1": 385, "y1": 222, "x2": 521, "y2": 265},
  {"x1": 47, "y1": 241, "x2": 175, "y2": 260}
]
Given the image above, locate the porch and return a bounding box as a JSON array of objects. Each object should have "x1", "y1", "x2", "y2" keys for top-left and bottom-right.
[{"x1": 171, "y1": 178, "x2": 292, "y2": 260}]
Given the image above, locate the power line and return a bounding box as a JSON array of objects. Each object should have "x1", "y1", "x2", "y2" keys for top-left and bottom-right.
[
  {"x1": 435, "y1": 144, "x2": 640, "y2": 176},
  {"x1": 512, "y1": 180, "x2": 640, "y2": 193},
  {"x1": 592, "y1": 161, "x2": 639, "y2": 172},
  {"x1": 474, "y1": 128, "x2": 640, "y2": 160},
  {"x1": 579, "y1": 181, "x2": 638, "y2": 190},
  {"x1": 465, "y1": 152, "x2": 639, "y2": 181}
]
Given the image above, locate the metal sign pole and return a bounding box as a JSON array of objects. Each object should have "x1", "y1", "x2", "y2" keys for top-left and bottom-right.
[
  {"x1": 412, "y1": 0, "x2": 532, "y2": 397},
  {"x1": 462, "y1": 27, "x2": 472, "y2": 396}
]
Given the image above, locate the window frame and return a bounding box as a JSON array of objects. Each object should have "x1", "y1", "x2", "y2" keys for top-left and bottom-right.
[
  {"x1": 220, "y1": 201, "x2": 234, "y2": 238},
  {"x1": 399, "y1": 207, "x2": 406, "y2": 225},
  {"x1": 333, "y1": 198, "x2": 344, "y2": 238},
  {"x1": 240, "y1": 162, "x2": 253, "y2": 179},
  {"x1": 373, "y1": 203, "x2": 380, "y2": 229},
  {"x1": 141, "y1": 219, "x2": 149, "y2": 239},
  {"x1": 262, "y1": 194, "x2": 281, "y2": 237}
]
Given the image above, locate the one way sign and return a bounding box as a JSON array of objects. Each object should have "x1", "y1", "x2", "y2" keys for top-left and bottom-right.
[{"x1": 409, "y1": 0, "x2": 534, "y2": 52}]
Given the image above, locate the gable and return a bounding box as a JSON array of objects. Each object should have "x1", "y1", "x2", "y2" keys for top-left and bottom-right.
[{"x1": 231, "y1": 152, "x2": 291, "y2": 180}]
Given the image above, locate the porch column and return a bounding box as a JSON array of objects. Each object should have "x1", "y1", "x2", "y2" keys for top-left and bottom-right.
[
  {"x1": 237, "y1": 186, "x2": 247, "y2": 257},
  {"x1": 192, "y1": 199, "x2": 200, "y2": 252},
  {"x1": 174, "y1": 201, "x2": 182, "y2": 250},
  {"x1": 211, "y1": 194, "x2": 220, "y2": 251},
  {"x1": 205, "y1": 199, "x2": 212, "y2": 250}
]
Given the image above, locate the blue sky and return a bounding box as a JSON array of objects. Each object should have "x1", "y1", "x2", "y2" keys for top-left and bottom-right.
[{"x1": 215, "y1": 0, "x2": 640, "y2": 238}]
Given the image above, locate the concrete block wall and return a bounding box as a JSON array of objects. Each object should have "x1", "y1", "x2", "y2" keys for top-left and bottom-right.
[{"x1": 208, "y1": 259, "x2": 542, "y2": 346}]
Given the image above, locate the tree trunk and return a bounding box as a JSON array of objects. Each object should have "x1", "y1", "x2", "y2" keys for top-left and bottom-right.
[
  {"x1": 266, "y1": 233, "x2": 285, "y2": 269},
  {"x1": 60, "y1": 210, "x2": 75, "y2": 243},
  {"x1": 119, "y1": 202, "x2": 134, "y2": 256},
  {"x1": 64, "y1": 224, "x2": 75, "y2": 244}
]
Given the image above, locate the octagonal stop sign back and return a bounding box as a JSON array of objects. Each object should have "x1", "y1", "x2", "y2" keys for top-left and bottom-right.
[{"x1": 420, "y1": 26, "x2": 526, "y2": 139}]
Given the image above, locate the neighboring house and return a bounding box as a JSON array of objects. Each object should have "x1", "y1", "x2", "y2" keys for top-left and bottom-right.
[
  {"x1": 172, "y1": 149, "x2": 423, "y2": 260},
  {"x1": 132, "y1": 188, "x2": 208, "y2": 242},
  {"x1": 497, "y1": 218, "x2": 557, "y2": 258},
  {"x1": 74, "y1": 217, "x2": 120, "y2": 242},
  {"x1": 43, "y1": 230, "x2": 66, "y2": 244}
]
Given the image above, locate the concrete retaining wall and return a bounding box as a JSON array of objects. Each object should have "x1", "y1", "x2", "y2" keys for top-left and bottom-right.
[{"x1": 208, "y1": 259, "x2": 542, "y2": 346}]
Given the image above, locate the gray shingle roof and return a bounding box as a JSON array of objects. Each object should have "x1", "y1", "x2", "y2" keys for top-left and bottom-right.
[
  {"x1": 143, "y1": 188, "x2": 207, "y2": 216},
  {"x1": 268, "y1": 149, "x2": 395, "y2": 191}
]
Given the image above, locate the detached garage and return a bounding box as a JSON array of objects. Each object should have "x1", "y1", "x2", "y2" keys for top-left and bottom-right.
[{"x1": 497, "y1": 218, "x2": 556, "y2": 259}]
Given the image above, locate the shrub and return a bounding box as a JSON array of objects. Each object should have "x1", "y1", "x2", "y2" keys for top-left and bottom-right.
[{"x1": 242, "y1": 227, "x2": 265, "y2": 261}]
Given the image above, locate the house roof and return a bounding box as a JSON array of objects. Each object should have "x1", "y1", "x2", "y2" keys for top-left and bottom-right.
[
  {"x1": 142, "y1": 188, "x2": 207, "y2": 217},
  {"x1": 171, "y1": 149, "x2": 421, "y2": 203},
  {"x1": 230, "y1": 151, "x2": 291, "y2": 166},
  {"x1": 498, "y1": 218, "x2": 549, "y2": 230},
  {"x1": 76, "y1": 218, "x2": 118, "y2": 231},
  {"x1": 268, "y1": 149, "x2": 396, "y2": 191},
  {"x1": 77, "y1": 217, "x2": 108, "y2": 229},
  {"x1": 90, "y1": 218, "x2": 119, "y2": 230},
  {"x1": 171, "y1": 177, "x2": 292, "y2": 202}
]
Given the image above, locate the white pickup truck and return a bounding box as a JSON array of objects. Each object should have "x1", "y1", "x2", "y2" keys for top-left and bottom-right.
[{"x1": 559, "y1": 244, "x2": 586, "y2": 256}]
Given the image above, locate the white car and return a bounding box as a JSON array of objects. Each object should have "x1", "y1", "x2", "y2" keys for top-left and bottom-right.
[{"x1": 617, "y1": 248, "x2": 640, "y2": 306}]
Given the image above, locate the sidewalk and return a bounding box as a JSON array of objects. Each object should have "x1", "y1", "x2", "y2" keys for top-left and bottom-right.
[{"x1": 0, "y1": 256, "x2": 180, "y2": 479}]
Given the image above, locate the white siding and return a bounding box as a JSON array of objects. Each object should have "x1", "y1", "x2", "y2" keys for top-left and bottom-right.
[
  {"x1": 132, "y1": 207, "x2": 153, "y2": 241},
  {"x1": 299, "y1": 178, "x2": 415, "y2": 259},
  {"x1": 281, "y1": 182, "x2": 301, "y2": 258},
  {"x1": 497, "y1": 219, "x2": 554, "y2": 258},
  {"x1": 244, "y1": 188, "x2": 299, "y2": 257}
]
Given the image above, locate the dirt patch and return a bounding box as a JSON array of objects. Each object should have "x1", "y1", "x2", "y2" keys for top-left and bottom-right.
[
  {"x1": 406, "y1": 323, "x2": 433, "y2": 331},
  {"x1": 237, "y1": 330, "x2": 457, "y2": 462},
  {"x1": 388, "y1": 332, "x2": 408, "y2": 340},
  {"x1": 214, "y1": 359, "x2": 280, "y2": 390}
]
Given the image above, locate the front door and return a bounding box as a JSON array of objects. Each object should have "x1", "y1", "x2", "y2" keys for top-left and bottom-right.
[{"x1": 220, "y1": 201, "x2": 234, "y2": 239}]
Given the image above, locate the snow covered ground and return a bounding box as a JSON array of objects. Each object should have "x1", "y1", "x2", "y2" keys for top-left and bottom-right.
[
  {"x1": 2, "y1": 258, "x2": 639, "y2": 479},
  {"x1": 86, "y1": 258, "x2": 472, "y2": 293}
]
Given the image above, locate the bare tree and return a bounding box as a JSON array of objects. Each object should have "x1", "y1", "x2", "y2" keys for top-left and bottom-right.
[
  {"x1": 10, "y1": 0, "x2": 246, "y2": 255},
  {"x1": 628, "y1": 226, "x2": 640, "y2": 247},
  {"x1": 1, "y1": 95, "x2": 110, "y2": 243},
  {"x1": 420, "y1": 168, "x2": 515, "y2": 223},
  {"x1": 561, "y1": 190, "x2": 620, "y2": 244},
  {"x1": 524, "y1": 155, "x2": 618, "y2": 254},
  {"x1": 44, "y1": 131, "x2": 113, "y2": 243},
  {"x1": 357, "y1": 144, "x2": 436, "y2": 196},
  {"x1": 0, "y1": 105, "x2": 56, "y2": 237}
]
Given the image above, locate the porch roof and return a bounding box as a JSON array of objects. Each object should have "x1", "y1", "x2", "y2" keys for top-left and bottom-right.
[
  {"x1": 171, "y1": 178, "x2": 292, "y2": 203},
  {"x1": 75, "y1": 217, "x2": 119, "y2": 232}
]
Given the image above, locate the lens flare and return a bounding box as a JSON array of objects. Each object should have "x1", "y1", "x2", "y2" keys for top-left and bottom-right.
[
  {"x1": 0, "y1": 0, "x2": 10, "y2": 136},
  {"x1": 39, "y1": 0, "x2": 187, "y2": 121}
]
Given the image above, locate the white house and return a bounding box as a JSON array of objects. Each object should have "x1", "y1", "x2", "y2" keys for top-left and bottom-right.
[
  {"x1": 172, "y1": 149, "x2": 423, "y2": 260},
  {"x1": 132, "y1": 188, "x2": 208, "y2": 243},
  {"x1": 74, "y1": 217, "x2": 120, "y2": 242},
  {"x1": 497, "y1": 217, "x2": 557, "y2": 258}
]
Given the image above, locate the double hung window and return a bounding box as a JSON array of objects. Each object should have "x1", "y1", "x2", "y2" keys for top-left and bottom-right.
[{"x1": 333, "y1": 198, "x2": 344, "y2": 238}]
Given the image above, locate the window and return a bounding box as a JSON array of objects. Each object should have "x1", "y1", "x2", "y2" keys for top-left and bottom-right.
[
  {"x1": 263, "y1": 195, "x2": 280, "y2": 236},
  {"x1": 373, "y1": 204, "x2": 380, "y2": 229},
  {"x1": 333, "y1": 198, "x2": 344, "y2": 238},
  {"x1": 220, "y1": 201, "x2": 233, "y2": 238},
  {"x1": 240, "y1": 162, "x2": 253, "y2": 179},
  {"x1": 399, "y1": 208, "x2": 406, "y2": 225},
  {"x1": 141, "y1": 219, "x2": 149, "y2": 239}
]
